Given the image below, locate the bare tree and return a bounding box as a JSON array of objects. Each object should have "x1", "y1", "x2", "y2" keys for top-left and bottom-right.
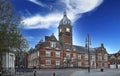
[{"x1": 0, "y1": 0, "x2": 29, "y2": 69}]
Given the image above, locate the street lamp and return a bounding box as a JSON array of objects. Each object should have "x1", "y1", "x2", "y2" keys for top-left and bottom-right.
[
  {"x1": 85, "y1": 34, "x2": 91, "y2": 73},
  {"x1": 38, "y1": 50, "x2": 40, "y2": 69}
]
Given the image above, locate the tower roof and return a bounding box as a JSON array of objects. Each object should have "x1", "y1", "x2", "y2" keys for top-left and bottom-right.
[{"x1": 59, "y1": 11, "x2": 71, "y2": 25}]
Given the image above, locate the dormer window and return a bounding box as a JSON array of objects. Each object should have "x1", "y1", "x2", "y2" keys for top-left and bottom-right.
[{"x1": 50, "y1": 42, "x2": 56, "y2": 48}]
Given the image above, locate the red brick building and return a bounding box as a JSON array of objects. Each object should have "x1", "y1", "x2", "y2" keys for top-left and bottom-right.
[
  {"x1": 108, "y1": 50, "x2": 120, "y2": 69},
  {"x1": 27, "y1": 12, "x2": 109, "y2": 69}
]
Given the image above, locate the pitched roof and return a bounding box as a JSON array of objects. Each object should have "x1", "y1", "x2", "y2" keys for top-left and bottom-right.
[
  {"x1": 45, "y1": 33, "x2": 57, "y2": 42},
  {"x1": 73, "y1": 45, "x2": 96, "y2": 54}
]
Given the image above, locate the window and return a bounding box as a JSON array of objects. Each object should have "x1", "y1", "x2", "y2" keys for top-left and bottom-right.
[
  {"x1": 50, "y1": 42, "x2": 56, "y2": 48},
  {"x1": 98, "y1": 53, "x2": 102, "y2": 61},
  {"x1": 85, "y1": 61, "x2": 88, "y2": 67},
  {"x1": 66, "y1": 28, "x2": 70, "y2": 32},
  {"x1": 73, "y1": 54, "x2": 76, "y2": 59},
  {"x1": 104, "y1": 57, "x2": 108, "y2": 61},
  {"x1": 98, "y1": 56, "x2": 102, "y2": 61},
  {"x1": 56, "y1": 61, "x2": 60, "y2": 65},
  {"x1": 92, "y1": 55, "x2": 95, "y2": 61},
  {"x1": 104, "y1": 54, "x2": 108, "y2": 61},
  {"x1": 118, "y1": 56, "x2": 120, "y2": 60},
  {"x1": 73, "y1": 47, "x2": 76, "y2": 51},
  {"x1": 85, "y1": 54, "x2": 88, "y2": 60},
  {"x1": 60, "y1": 29, "x2": 62, "y2": 32},
  {"x1": 66, "y1": 53, "x2": 70, "y2": 58},
  {"x1": 56, "y1": 52, "x2": 60, "y2": 57},
  {"x1": 78, "y1": 61, "x2": 81, "y2": 66},
  {"x1": 65, "y1": 44, "x2": 71, "y2": 50},
  {"x1": 46, "y1": 51, "x2": 51, "y2": 57},
  {"x1": 38, "y1": 51, "x2": 39, "y2": 56},
  {"x1": 98, "y1": 53, "x2": 101, "y2": 56},
  {"x1": 98, "y1": 63, "x2": 102, "y2": 67},
  {"x1": 78, "y1": 55, "x2": 81, "y2": 59},
  {"x1": 104, "y1": 63, "x2": 108, "y2": 68},
  {"x1": 46, "y1": 60, "x2": 51, "y2": 65}
]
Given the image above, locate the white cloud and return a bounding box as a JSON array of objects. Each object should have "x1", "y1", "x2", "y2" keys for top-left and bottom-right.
[
  {"x1": 22, "y1": 13, "x2": 62, "y2": 29},
  {"x1": 22, "y1": 0, "x2": 104, "y2": 29},
  {"x1": 63, "y1": 0, "x2": 103, "y2": 14},
  {"x1": 29, "y1": 0, "x2": 46, "y2": 7}
]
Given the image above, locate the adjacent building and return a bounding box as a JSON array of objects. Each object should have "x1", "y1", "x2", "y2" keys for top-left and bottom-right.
[
  {"x1": 109, "y1": 50, "x2": 120, "y2": 69},
  {"x1": 27, "y1": 12, "x2": 109, "y2": 69},
  {"x1": 0, "y1": 50, "x2": 15, "y2": 73}
]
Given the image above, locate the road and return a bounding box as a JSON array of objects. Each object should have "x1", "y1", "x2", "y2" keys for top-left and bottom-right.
[{"x1": 16, "y1": 69, "x2": 120, "y2": 76}]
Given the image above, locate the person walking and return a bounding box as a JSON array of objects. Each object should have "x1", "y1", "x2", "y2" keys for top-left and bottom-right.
[
  {"x1": 34, "y1": 71, "x2": 37, "y2": 76},
  {"x1": 101, "y1": 67, "x2": 104, "y2": 72}
]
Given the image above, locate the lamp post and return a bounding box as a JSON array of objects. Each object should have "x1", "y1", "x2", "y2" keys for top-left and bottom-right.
[
  {"x1": 38, "y1": 50, "x2": 40, "y2": 69},
  {"x1": 86, "y1": 34, "x2": 91, "y2": 73}
]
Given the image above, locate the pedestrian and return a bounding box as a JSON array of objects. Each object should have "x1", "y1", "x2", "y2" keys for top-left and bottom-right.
[
  {"x1": 116, "y1": 64, "x2": 118, "y2": 69},
  {"x1": 0, "y1": 68, "x2": 2, "y2": 76},
  {"x1": 53, "y1": 72, "x2": 55, "y2": 76},
  {"x1": 0, "y1": 71, "x2": 1, "y2": 76},
  {"x1": 101, "y1": 67, "x2": 104, "y2": 72},
  {"x1": 34, "y1": 71, "x2": 36, "y2": 76}
]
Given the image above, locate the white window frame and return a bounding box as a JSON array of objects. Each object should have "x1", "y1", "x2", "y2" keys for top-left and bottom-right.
[
  {"x1": 78, "y1": 54, "x2": 81, "y2": 59},
  {"x1": 92, "y1": 55, "x2": 95, "y2": 61},
  {"x1": 98, "y1": 55, "x2": 102, "y2": 61},
  {"x1": 56, "y1": 61, "x2": 60, "y2": 65},
  {"x1": 46, "y1": 60, "x2": 51, "y2": 65},
  {"x1": 50, "y1": 42, "x2": 56, "y2": 48},
  {"x1": 66, "y1": 53, "x2": 70, "y2": 58},
  {"x1": 85, "y1": 54, "x2": 88, "y2": 60},
  {"x1": 78, "y1": 61, "x2": 81, "y2": 66},
  {"x1": 104, "y1": 54, "x2": 108, "y2": 61},
  {"x1": 46, "y1": 50, "x2": 51, "y2": 57},
  {"x1": 73, "y1": 53, "x2": 76, "y2": 59},
  {"x1": 56, "y1": 52, "x2": 60, "y2": 57}
]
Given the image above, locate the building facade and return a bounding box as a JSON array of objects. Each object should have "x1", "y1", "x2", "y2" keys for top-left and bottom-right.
[
  {"x1": 27, "y1": 12, "x2": 109, "y2": 69},
  {"x1": 109, "y1": 50, "x2": 120, "y2": 69},
  {"x1": 0, "y1": 51, "x2": 15, "y2": 74}
]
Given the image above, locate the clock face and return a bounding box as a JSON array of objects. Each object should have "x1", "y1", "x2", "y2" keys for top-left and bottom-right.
[{"x1": 66, "y1": 28, "x2": 70, "y2": 32}]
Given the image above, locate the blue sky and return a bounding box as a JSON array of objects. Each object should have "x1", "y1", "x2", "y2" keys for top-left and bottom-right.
[{"x1": 10, "y1": 0, "x2": 120, "y2": 54}]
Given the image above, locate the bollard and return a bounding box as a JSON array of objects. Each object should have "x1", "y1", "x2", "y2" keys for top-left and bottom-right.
[
  {"x1": 34, "y1": 71, "x2": 36, "y2": 76},
  {"x1": 53, "y1": 72, "x2": 55, "y2": 76}
]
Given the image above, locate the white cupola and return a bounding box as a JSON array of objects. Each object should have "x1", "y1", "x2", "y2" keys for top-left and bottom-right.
[{"x1": 59, "y1": 11, "x2": 71, "y2": 25}]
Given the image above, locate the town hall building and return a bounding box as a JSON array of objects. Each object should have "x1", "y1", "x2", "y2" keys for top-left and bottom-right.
[{"x1": 27, "y1": 12, "x2": 109, "y2": 69}]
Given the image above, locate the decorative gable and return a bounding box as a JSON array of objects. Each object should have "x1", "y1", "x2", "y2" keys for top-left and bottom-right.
[{"x1": 110, "y1": 55, "x2": 116, "y2": 59}]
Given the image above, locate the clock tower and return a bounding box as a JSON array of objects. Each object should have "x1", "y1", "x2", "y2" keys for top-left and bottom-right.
[{"x1": 58, "y1": 12, "x2": 72, "y2": 50}]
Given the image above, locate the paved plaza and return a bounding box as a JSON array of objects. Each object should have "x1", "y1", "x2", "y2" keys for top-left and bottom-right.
[
  {"x1": 71, "y1": 69, "x2": 120, "y2": 76},
  {"x1": 15, "y1": 69, "x2": 120, "y2": 76}
]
